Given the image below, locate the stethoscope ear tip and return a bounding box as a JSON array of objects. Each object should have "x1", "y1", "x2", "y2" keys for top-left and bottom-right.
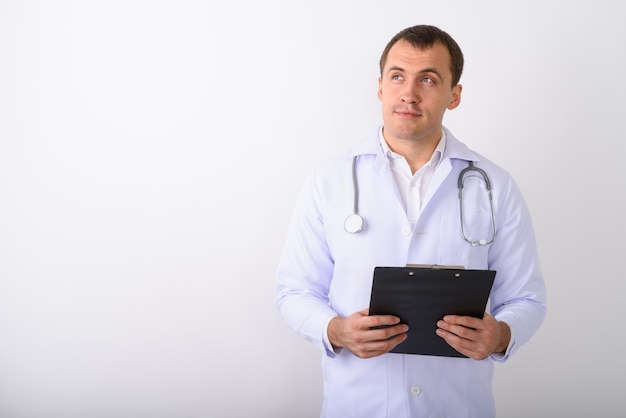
[{"x1": 344, "y1": 214, "x2": 364, "y2": 234}]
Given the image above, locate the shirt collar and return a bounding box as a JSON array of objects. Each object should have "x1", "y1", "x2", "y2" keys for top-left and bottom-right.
[{"x1": 378, "y1": 127, "x2": 447, "y2": 169}]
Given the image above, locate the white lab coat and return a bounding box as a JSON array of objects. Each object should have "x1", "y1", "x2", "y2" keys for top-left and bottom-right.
[{"x1": 275, "y1": 127, "x2": 546, "y2": 418}]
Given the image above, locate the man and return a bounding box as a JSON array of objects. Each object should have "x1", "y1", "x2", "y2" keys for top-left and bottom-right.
[{"x1": 275, "y1": 25, "x2": 546, "y2": 417}]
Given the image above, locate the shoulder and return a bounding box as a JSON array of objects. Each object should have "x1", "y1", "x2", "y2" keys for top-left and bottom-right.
[
  {"x1": 309, "y1": 133, "x2": 380, "y2": 180},
  {"x1": 470, "y1": 150, "x2": 512, "y2": 183},
  {"x1": 445, "y1": 128, "x2": 513, "y2": 183}
]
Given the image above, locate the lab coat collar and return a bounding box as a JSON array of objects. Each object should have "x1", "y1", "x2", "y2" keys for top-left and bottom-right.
[{"x1": 347, "y1": 126, "x2": 481, "y2": 164}]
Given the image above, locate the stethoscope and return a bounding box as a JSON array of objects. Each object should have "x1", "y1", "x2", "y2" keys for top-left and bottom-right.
[{"x1": 344, "y1": 156, "x2": 496, "y2": 246}]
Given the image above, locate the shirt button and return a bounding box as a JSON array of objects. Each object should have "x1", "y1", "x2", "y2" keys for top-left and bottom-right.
[
  {"x1": 411, "y1": 386, "x2": 422, "y2": 396},
  {"x1": 402, "y1": 227, "x2": 410, "y2": 236}
]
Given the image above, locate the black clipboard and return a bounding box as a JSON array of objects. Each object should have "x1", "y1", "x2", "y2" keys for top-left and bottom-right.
[{"x1": 368, "y1": 266, "x2": 496, "y2": 357}]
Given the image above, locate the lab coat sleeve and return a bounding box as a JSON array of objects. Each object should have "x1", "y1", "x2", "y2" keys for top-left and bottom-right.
[
  {"x1": 487, "y1": 174, "x2": 547, "y2": 362},
  {"x1": 275, "y1": 168, "x2": 339, "y2": 357}
]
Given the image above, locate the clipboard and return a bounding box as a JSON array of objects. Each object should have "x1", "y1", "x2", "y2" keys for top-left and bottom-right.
[{"x1": 368, "y1": 266, "x2": 496, "y2": 357}]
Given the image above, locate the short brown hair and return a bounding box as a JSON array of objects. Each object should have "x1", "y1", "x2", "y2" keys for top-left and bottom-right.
[{"x1": 379, "y1": 25, "x2": 464, "y2": 86}]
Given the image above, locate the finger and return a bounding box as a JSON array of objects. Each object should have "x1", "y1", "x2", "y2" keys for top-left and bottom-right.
[
  {"x1": 436, "y1": 324, "x2": 476, "y2": 343},
  {"x1": 437, "y1": 319, "x2": 475, "y2": 337},
  {"x1": 436, "y1": 328, "x2": 483, "y2": 358},
  {"x1": 365, "y1": 314, "x2": 403, "y2": 328},
  {"x1": 353, "y1": 323, "x2": 408, "y2": 345},
  {"x1": 350, "y1": 330, "x2": 408, "y2": 358},
  {"x1": 439, "y1": 325, "x2": 496, "y2": 359},
  {"x1": 442, "y1": 314, "x2": 482, "y2": 329},
  {"x1": 435, "y1": 328, "x2": 467, "y2": 352},
  {"x1": 372, "y1": 323, "x2": 409, "y2": 340},
  {"x1": 365, "y1": 332, "x2": 409, "y2": 356}
]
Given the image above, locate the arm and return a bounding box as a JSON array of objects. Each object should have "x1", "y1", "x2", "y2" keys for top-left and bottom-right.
[
  {"x1": 276, "y1": 168, "x2": 410, "y2": 358},
  {"x1": 275, "y1": 171, "x2": 338, "y2": 354},
  {"x1": 437, "y1": 173, "x2": 546, "y2": 361},
  {"x1": 485, "y1": 175, "x2": 546, "y2": 360}
]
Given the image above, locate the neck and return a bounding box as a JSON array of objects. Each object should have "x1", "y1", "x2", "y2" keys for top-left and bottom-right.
[{"x1": 383, "y1": 131, "x2": 441, "y2": 174}]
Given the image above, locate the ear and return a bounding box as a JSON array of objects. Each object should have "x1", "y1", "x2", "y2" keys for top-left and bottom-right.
[
  {"x1": 377, "y1": 76, "x2": 383, "y2": 101},
  {"x1": 447, "y1": 84, "x2": 462, "y2": 110}
]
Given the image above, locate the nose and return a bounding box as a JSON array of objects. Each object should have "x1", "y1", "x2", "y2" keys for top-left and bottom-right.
[{"x1": 400, "y1": 83, "x2": 419, "y2": 104}]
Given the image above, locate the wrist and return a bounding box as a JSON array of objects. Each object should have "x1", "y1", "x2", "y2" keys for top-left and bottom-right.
[
  {"x1": 328, "y1": 316, "x2": 343, "y2": 349},
  {"x1": 494, "y1": 321, "x2": 511, "y2": 353}
]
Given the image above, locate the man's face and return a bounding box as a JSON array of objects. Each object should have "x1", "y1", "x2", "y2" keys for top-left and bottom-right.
[{"x1": 378, "y1": 40, "x2": 462, "y2": 146}]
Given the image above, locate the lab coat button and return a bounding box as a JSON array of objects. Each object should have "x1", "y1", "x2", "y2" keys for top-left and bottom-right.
[
  {"x1": 410, "y1": 386, "x2": 421, "y2": 396},
  {"x1": 402, "y1": 227, "x2": 410, "y2": 236}
]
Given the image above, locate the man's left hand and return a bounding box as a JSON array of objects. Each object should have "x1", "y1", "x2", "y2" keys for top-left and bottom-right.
[{"x1": 436, "y1": 313, "x2": 511, "y2": 360}]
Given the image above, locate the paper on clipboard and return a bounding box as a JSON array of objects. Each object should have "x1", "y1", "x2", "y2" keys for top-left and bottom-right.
[{"x1": 368, "y1": 266, "x2": 496, "y2": 357}]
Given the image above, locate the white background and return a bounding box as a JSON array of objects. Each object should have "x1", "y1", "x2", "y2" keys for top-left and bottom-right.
[{"x1": 1, "y1": 1, "x2": 625, "y2": 417}]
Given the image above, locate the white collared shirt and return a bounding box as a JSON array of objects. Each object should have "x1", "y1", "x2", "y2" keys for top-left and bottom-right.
[{"x1": 379, "y1": 128, "x2": 446, "y2": 228}]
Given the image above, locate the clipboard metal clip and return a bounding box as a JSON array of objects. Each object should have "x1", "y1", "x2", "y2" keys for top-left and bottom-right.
[{"x1": 406, "y1": 264, "x2": 465, "y2": 270}]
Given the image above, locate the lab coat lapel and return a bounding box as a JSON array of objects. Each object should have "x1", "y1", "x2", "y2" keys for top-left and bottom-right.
[
  {"x1": 349, "y1": 129, "x2": 406, "y2": 213},
  {"x1": 422, "y1": 157, "x2": 453, "y2": 210},
  {"x1": 421, "y1": 127, "x2": 479, "y2": 211}
]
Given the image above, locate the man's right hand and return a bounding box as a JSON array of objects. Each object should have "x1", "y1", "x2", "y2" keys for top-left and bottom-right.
[{"x1": 327, "y1": 308, "x2": 409, "y2": 358}]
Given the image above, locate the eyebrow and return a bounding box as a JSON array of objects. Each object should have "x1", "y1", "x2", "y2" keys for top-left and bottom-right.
[
  {"x1": 386, "y1": 65, "x2": 444, "y2": 80},
  {"x1": 386, "y1": 65, "x2": 405, "y2": 74}
]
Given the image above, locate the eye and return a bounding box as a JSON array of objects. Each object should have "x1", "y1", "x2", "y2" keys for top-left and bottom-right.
[
  {"x1": 422, "y1": 76, "x2": 433, "y2": 83},
  {"x1": 391, "y1": 74, "x2": 403, "y2": 81}
]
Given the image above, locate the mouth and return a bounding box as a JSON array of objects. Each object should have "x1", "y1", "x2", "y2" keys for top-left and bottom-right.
[{"x1": 394, "y1": 108, "x2": 421, "y2": 118}]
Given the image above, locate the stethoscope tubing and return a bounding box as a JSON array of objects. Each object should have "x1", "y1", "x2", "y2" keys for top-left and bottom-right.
[
  {"x1": 344, "y1": 156, "x2": 496, "y2": 246},
  {"x1": 458, "y1": 161, "x2": 496, "y2": 246},
  {"x1": 344, "y1": 156, "x2": 364, "y2": 233}
]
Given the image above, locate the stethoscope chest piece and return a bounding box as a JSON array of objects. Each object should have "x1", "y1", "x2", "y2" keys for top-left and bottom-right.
[{"x1": 344, "y1": 214, "x2": 363, "y2": 234}]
